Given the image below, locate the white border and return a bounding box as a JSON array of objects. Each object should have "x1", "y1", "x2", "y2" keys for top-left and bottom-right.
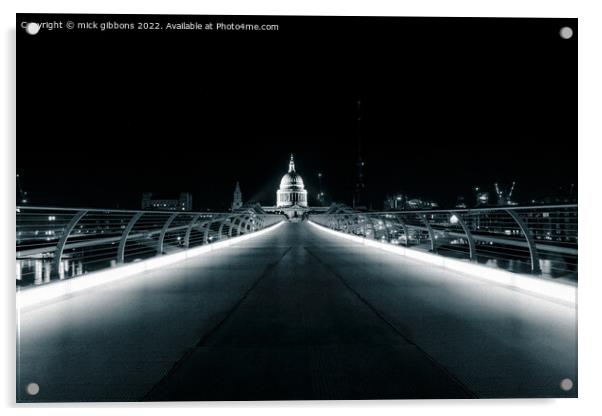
[{"x1": 2, "y1": 1, "x2": 601, "y2": 415}]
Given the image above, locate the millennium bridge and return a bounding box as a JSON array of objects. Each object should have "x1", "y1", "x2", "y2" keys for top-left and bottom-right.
[{"x1": 16, "y1": 204, "x2": 577, "y2": 401}]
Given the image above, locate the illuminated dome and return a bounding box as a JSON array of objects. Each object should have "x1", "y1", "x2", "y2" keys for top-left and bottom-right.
[
  {"x1": 280, "y1": 171, "x2": 305, "y2": 189},
  {"x1": 276, "y1": 154, "x2": 308, "y2": 208}
]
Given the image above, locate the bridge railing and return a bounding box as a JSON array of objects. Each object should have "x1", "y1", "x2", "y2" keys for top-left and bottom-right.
[
  {"x1": 16, "y1": 206, "x2": 284, "y2": 288},
  {"x1": 310, "y1": 205, "x2": 577, "y2": 280}
]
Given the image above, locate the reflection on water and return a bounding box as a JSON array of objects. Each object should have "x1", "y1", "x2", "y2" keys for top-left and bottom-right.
[
  {"x1": 17, "y1": 258, "x2": 85, "y2": 288},
  {"x1": 430, "y1": 245, "x2": 577, "y2": 282},
  {"x1": 382, "y1": 239, "x2": 577, "y2": 282}
]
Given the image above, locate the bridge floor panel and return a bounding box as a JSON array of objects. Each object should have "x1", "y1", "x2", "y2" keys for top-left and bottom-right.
[{"x1": 145, "y1": 243, "x2": 470, "y2": 400}]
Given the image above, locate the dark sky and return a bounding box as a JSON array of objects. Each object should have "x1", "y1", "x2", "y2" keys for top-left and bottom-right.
[{"x1": 17, "y1": 14, "x2": 577, "y2": 210}]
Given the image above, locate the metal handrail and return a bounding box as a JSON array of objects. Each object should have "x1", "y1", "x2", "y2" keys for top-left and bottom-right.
[
  {"x1": 16, "y1": 206, "x2": 284, "y2": 287},
  {"x1": 310, "y1": 204, "x2": 577, "y2": 279},
  {"x1": 16, "y1": 205, "x2": 227, "y2": 214},
  {"x1": 373, "y1": 204, "x2": 578, "y2": 215}
]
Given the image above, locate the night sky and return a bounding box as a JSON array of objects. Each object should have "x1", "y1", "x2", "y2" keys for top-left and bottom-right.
[{"x1": 17, "y1": 14, "x2": 577, "y2": 210}]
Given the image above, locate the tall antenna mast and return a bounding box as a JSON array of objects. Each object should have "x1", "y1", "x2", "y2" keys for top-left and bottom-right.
[
  {"x1": 353, "y1": 99, "x2": 365, "y2": 209},
  {"x1": 16, "y1": 173, "x2": 28, "y2": 204}
]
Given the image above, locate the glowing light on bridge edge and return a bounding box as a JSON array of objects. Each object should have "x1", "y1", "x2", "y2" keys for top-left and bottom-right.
[
  {"x1": 308, "y1": 221, "x2": 576, "y2": 307},
  {"x1": 16, "y1": 221, "x2": 286, "y2": 310}
]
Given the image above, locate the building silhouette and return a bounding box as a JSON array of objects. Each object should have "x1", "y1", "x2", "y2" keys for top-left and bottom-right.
[
  {"x1": 231, "y1": 181, "x2": 243, "y2": 211},
  {"x1": 141, "y1": 192, "x2": 193, "y2": 211}
]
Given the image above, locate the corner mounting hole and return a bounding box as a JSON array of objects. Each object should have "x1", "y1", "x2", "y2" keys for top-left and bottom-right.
[
  {"x1": 560, "y1": 378, "x2": 573, "y2": 391},
  {"x1": 26, "y1": 382, "x2": 40, "y2": 395},
  {"x1": 25, "y1": 22, "x2": 40, "y2": 35},
  {"x1": 559, "y1": 26, "x2": 573, "y2": 39}
]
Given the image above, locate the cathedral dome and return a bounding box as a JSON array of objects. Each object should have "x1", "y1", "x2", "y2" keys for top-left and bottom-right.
[
  {"x1": 280, "y1": 171, "x2": 305, "y2": 189},
  {"x1": 276, "y1": 154, "x2": 308, "y2": 208}
]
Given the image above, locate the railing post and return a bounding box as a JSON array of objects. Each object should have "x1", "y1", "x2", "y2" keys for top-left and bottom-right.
[
  {"x1": 184, "y1": 215, "x2": 200, "y2": 249},
  {"x1": 242, "y1": 215, "x2": 250, "y2": 235},
  {"x1": 505, "y1": 209, "x2": 541, "y2": 274},
  {"x1": 190, "y1": 220, "x2": 211, "y2": 246},
  {"x1": 117, "y1": 212, "x2": 143, "y2": 264},
  {"x1": 203, "y1": 219, "x2": 215, "y2": 244},
  {"x1": 218, "y1": 216, "x2": 235, "y2": 240},
  {"x1": 451, "y1": 211, "x2": 476, "y2": 261},
  {"x1": 230, "y1": 216, "x2": 240, "y2": 237},
  {"x1": 157, "y1": 213, "x2": 179, "y2": 255},
  {"x1": 230, "y1": 215, "x2": 240, "y2": 237},
  {"x1": 52, "y1": 210, "x2": 88, "y2": 278},
  {"x1": 394, "y1": 215, "x2": 410, "y2": 246},
  {"x1": 421, "y1": 214, "x2": 436, "y2": 252},
  {"x1": 233, "y1": 215, "x2": 250, "y2": 237},
  {"x1": 217, "y1": 218, "x2": 226, "y2": 240}
]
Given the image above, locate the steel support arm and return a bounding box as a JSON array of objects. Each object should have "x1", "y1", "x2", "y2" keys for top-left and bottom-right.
[
  {"x1": 505, "y1": 209, "x2": 541, "y2": 274},
  {"x1": 117, "y1": 212, "x2": 144, "y2": 264},
  {"x1": 52, "y1": 210, "x2": 88, "y2": 278},
  {"x1": 451, "y1": 211, "x2": 476, "y2": 260},
  {"x1": 157, "y1": 213, "x2": 179, "y2": 254},
  {"x1": 421, "y1": 214, "x2": 436, "y2": 252}
]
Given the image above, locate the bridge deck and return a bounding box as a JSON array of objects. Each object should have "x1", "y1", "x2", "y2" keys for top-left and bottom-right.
[{"x1": 17, "y1": 222, "x2": 577, "y2": 401}]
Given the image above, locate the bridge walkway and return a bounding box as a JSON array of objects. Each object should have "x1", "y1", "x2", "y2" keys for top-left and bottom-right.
[{"x1": 17, "y1": 222, "x2": 577, "y2": 401}]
